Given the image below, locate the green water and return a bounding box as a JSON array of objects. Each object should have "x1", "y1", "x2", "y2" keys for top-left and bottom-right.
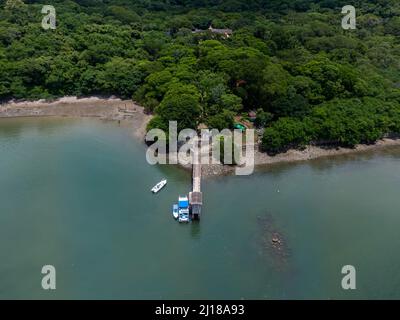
[{"x1": 1, "y1": 117, "x2": 400, "y2": 299}]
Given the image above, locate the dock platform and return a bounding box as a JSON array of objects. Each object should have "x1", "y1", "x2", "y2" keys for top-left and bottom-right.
[{"x1": 189, "y1": 139, "x2": 203, "y2": 220}]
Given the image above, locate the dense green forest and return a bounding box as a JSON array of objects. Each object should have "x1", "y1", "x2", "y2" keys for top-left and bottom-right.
[{"x1": 1, "y1": 0, "x2": 400, "y2": 153}]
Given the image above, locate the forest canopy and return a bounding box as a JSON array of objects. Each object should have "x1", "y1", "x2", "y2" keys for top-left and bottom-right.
[{"x1": 1, "y1": 0, "x2": 400, "y2": 153}]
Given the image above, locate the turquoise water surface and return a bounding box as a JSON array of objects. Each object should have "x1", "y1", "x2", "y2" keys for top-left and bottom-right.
[{"x1": 0, "y1": 117, "x2": 400, "y2": 299}]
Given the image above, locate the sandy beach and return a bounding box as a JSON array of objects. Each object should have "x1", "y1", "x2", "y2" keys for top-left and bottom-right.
[
  {"x1": 0, "y1": 97, "x2": 152, "y2": 139},
  {"x1": 1, "y1": 97, "x2": 400, "y2": 176}
]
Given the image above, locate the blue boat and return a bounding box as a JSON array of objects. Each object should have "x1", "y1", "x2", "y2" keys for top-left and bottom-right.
[{"x1": 178, "y1": 196, "x2": 190, "y2": 223}]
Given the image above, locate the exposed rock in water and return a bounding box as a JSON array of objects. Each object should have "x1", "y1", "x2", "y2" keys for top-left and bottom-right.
[
  {"x1": 257, "y1": 214, "x2": 290, "y2": 267},
  {"x1": 271, "y1": 233, "x2": 281, "y2": 244}
]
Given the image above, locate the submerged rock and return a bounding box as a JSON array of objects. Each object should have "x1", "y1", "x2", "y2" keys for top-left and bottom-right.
[{"x1": 257, "y1": 214, "x2": 290, "y2": 267}]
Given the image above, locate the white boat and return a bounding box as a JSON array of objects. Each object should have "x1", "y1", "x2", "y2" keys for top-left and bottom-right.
[
  {"x1": 178, "y1": 211, "x2": 190, "y2": 223},
  {"x1": 172, "y1": 204, "x2": 179, "y2": 219},
  {"x1": 151, "y1": 179, "x2": 167, "y2": 193}
]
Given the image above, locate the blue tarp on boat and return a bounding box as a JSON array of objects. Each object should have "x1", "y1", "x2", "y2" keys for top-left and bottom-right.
[{"x1": 179, "y1": 199, "x2": 189, "y2": 208}]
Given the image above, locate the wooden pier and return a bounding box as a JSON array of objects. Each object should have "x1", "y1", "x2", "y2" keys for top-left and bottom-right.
[{"x1": 189, "y1": 137, "x2": 203, "y2": 220}]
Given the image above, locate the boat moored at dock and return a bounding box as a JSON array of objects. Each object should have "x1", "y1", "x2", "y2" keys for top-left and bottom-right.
[
  {"x1": 178, "y1": 196, "x2": 190, "y2": 223},
  {"x1": 172, "y1": 204, "x2": 179, "y2": 219}
]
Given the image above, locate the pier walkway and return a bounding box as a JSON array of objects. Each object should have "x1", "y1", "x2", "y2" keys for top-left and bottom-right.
[{"x1": 189, "y1": 137, "x2": 203, "y2": 220}]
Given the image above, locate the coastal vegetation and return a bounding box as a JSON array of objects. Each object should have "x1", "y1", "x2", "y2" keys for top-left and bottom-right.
[{"x1": 1, "y1": 0, "x2": 400, "y2": 153}]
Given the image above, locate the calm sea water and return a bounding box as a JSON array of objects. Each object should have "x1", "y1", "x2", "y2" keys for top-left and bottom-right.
[{"x1": 0, "y1": 117, "x2": 400, "y2": 299}]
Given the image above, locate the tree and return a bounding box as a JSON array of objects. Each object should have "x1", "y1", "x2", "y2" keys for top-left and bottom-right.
[
  {"x1": 262, "y1": 117, "x2": 311, "y2": 154},
  {"x1": 1, "y1": 0, "x2": 400, "y2": 156},
  {"x1": 254, "y1": 109, "x2": 273, "y2": 128},
  {"x1": 4, "y1": 0, "x2": 25, "y2": 10},
  {"x1": 155, "y1": 84, "x2": 201, "y2": 130},
  {"x1": 206, "y1": 110, "x2": 235, "y2": 130},
  {"x1": 106, "y1": 6, "x2": 141, "y2": 24},
  {"x1": 97, "y1": 58, "x2": 147, "y2": 98}
]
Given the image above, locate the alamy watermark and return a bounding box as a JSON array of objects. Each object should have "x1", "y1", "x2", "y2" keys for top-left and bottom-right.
[
  {"x1": 41, "y1": 5, "x2": 56, "y2": 30},
  {"x1": 145, "y1": 121, "x2": 255, "y2": 175},
  {"x1": 38, "y1": 4, "x2": 355, "y2": 31},
  {"x1": 41, "y1": 265, "x2": 56, "y2": 290},
  {"x1": 342, "y1": 5, "x2": 356, "y2": 30},
  {"x1": 341, "y1": 265, "x2": 356, "y2": 290}
]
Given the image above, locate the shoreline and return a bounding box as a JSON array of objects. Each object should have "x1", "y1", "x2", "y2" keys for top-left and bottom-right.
[
  {"x1": 0, "y1": 96, "x2": 152, "y2": 139},
  {"x1": 1, "y1": 97, "x2": 400, "y2": 176},
  {"x1": 200, "y1": 138, "x2": 400, "y2": 177},
  {"x1": 254, "y1": 138, "x2": 400, "y2": 166}
]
